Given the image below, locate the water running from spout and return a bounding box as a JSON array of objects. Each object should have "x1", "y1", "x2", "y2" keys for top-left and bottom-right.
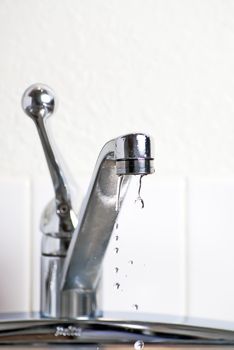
[
  {"x1": 135, "y1": 175, "x2": 145, "y2": 208},
  {"x1": 115, "y1": 175, "x2": 124, "y2": 211}
]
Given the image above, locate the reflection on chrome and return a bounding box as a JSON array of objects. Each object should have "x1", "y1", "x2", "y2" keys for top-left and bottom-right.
[{"x1": 1, "y1": 312, "x2": 234, "y2": 346}]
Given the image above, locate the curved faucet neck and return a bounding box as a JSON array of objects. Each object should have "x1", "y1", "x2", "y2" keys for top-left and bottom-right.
[
  {"x1": 61, "y1": 138, "x2": 119, "y2": 287},
  {"x1": 41, "y1": 133, "x2": 154, "y2": 319},
  {"x1": 60, "y1": 138, "x2": 130, "y2": 317}
]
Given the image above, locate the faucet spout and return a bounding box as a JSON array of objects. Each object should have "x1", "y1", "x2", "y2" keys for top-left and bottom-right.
[{"x1": 60, "y1": 133, "x2": 154, "y2": 318}]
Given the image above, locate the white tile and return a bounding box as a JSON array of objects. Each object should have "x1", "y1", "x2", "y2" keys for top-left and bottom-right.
[
  {"x1": 188, "y1": 178, "x2": 234, "y2": 322},
  {"x1": 0, "y1": 178, "x2": 30, "y2": 312},
  {"x1": 103, "y1": 176, "x2": 186, "y2": 320},
  {"x1": 31, "y1": 178, "x2": 54, "y2": 312}
]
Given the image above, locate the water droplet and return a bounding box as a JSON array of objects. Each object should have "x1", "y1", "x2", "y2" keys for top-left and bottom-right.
[
  {"x1": 134, "y1": 340, "x2": 144, "y2": 350},
  {"x1": 115, "y1": 247, "x2": 119, "y2": 254},
  {"x1": 135, "y1": 175, "x2": 145, "y2": 209},
  {"x1": 115, "y1": 235, "x2": 119, "y2": 241},
  {"x1": 128, "y1": 260, "x2": 133, "y2": 265},
  {"x1": 114, "y1": 282, "x2": 120, "y2": 289},
  {"x1": 115, "y1": 267, "x2": 119, "y2": 273},
  {"x1": 133, "y1": 304, "x2": 139, "y2": 310},
  {"x1": 115, "y1": 223, "x2": 119, "y2": 229},
  {"x1": 116, "y1": 175, "x2": 124, "y2": 211},
  {"x1": 135, "y1": 197, "x2": 144, "y2": 208}
]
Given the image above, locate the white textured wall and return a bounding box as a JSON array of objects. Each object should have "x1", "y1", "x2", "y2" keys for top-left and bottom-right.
[
  {"x1": 1, "y1": 0, "x2": 234, "y2": 178},
  {"x1": 1, "y1": 0, "x2": 234, "y2": 327}
]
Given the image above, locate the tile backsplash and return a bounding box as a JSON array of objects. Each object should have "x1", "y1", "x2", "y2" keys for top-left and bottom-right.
[
  {"x1": 0, "y1": 179, "x2": 30, "y2": 312},
  {"x1": 188, "y1": 179, "x2": 234, "y2": 322},
  {"x1": 103, "y1": 176, "x2": 186, "y2": 319},
  {"x1": 1, "y1": 176, "x2": 234, "y2": 325}
]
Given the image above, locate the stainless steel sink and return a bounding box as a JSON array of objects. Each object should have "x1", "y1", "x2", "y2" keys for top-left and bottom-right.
[{"x1": 1, "y1": 312, "x2": 234, "y2": 348}]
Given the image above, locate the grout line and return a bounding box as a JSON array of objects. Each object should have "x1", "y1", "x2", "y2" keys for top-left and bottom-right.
[
  {"x1": 28, "y1": 177, "x2": 33, "y2": 312},
  {"x1": 184, "y1": 176, "x2": 190, "y2": 322},
  {"x1": 23, "y1": 178, "x2": 32, "y2": 313},
  {"x1": 180, "y1": 177, "x2": 187, "y2": 322}
]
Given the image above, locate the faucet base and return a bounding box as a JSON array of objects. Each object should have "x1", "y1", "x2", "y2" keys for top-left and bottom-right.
[
  {"x1": 60, "y1": 289, "x2": 101, "y2": 319},
  {"x1": 41, "y1": 256, "x2": 101, "y2": 319}
]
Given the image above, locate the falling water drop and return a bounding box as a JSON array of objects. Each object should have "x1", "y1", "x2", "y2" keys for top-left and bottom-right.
[
  {"x1": 135, "y1": 175, "x2": 145, "y2": 209},
  {"x1": 135, "y1": 198, "x2": 144, "y2": 209},
  {"x1": 116, "y1": 175, "x2": 124, "y2": 211},
  {"x1": 115, "y1": 247, "x2": 119, "y2": 254},
  {"x1": 134, "y1": 340, "x2": 144, "y2": 350}
]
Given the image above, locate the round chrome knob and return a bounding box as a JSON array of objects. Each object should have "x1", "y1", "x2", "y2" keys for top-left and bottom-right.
[{"x1": 21, "y1": 83, "x2": 56, "y2": 120}]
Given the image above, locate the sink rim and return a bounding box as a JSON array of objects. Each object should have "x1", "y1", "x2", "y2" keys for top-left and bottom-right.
[{"x1": 0, "y1": 312, "x2": 234, "y2": 346}]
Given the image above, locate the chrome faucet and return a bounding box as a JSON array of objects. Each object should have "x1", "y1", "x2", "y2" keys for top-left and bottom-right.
[
  {"x1": 1, "y1": 84, "x2": 233, "y2": 347},
  {"x1": 22, "y1": 84, "x2": 154, "y2": 320}
]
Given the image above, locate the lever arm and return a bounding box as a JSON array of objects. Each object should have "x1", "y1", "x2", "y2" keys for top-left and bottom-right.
[{"x1": 22, "y1": 84, "x2": 77, "y2": 237}]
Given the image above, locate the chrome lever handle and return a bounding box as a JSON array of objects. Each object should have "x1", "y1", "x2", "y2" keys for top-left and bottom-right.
[{"x1": 22, "y1": 83, "x2": 77, "y2": 236}]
